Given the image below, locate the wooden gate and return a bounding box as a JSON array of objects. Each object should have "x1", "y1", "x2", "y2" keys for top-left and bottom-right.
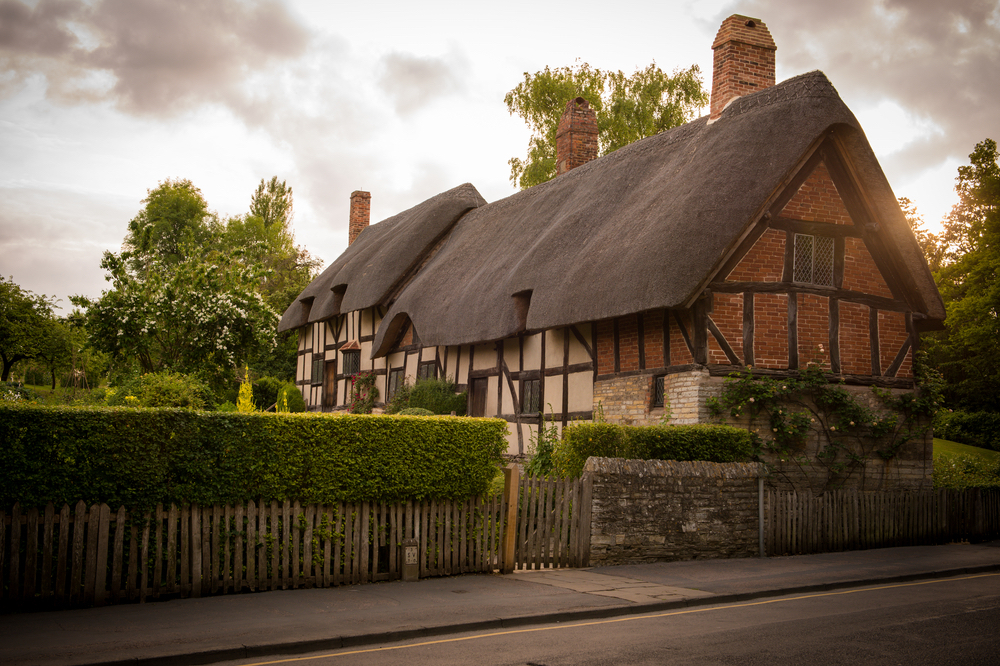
[{"x1": 510, "y1": 473, "x2": 592, "y2": 570}]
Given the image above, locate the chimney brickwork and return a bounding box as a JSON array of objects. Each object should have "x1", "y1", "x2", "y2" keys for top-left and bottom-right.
[
  {"x1": 348, "y1": 190, "x2": 371, "y2": 245},
  {"x1": 556, "y1": 97, "x2": 599, "y2": 176},
  {"x1": 710, "y1": 15, "x2": 776, "y2": 121}
]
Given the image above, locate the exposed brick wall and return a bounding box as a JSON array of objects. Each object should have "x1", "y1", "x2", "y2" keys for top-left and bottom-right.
[
  {"x1": 710, "y1": 15, "x2": 776, "y2": 120},
  {"x1": 556, "y1": 97, "x2": 599, "y2": 175},
  {"x1": 753, "y1": 293, "x2": 788, "y2": 369},
  {"x1": 618, "y1": 315, "x2": 640, "y2": 373},
  {"x1": 708, "y1": 293, "x2": 743, "y2": 365},
  {"x1": 348, "y1": 190, "x2": 371, "y2": 245},
  {"x1": 844, "y1": 237, "x2": 893, "y2": 299},
  {"x1": 593, "y1": 374, "x2": 652, "y2": 425},
  {"x1": 879, "y1": 311, "x2": 912, "y2": 378},
  {"x1": 595, "y1": 319, "x2": 614, "y2": 375},
  {"x1": 670, "y1": 311, "x2": 695, "y2": 365},
  {"x1": 643, "y1": 311, "x2": 665, "y2": 369},
  {"x1": 587, "y1": 458, "x2": 765, "y2": 564},
  {"x1": 780, "y1": 162, "x2": 853, "y2": 225},
  {"x1": 726, "y1": 228, "x2": 784, "y2": 282},
  {"x1": 798, "y1": 293, "x2": 831, "y2": 370},
  {"x1": 840, "y1": 301, "x2": 871, "y2": 376}
]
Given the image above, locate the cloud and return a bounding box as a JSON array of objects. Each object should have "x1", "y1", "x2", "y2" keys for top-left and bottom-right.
[
  {"x1": 0, "y1": 0, "x2": 311, "y2": 116},
  {"x1": 377, "y1": 51, "x2": 464, "y2": 115},
  {"x1": 744, "y1": 0, "x2": 1000, "y2": 171}
]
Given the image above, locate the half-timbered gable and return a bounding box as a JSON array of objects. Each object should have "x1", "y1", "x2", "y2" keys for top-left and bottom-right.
[{"x1": 279, "y1": 15, "x2": 944, "y2": 485}]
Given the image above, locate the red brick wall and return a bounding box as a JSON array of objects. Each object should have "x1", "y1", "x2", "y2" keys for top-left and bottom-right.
[
  {"x1": 556, "y1": 98, "x2": 599, "y2": 175},
  {"x1": 349, "y1": 190, "x2": 371, "y2": 245},
  {"x1": 879, "y1": 311, "x2": 912, "y2": 378},
  {"x1": 670, "y1": 312, "x2": 695, "y2": 365},
  {"x1": 710, "y1": 16, "x2": 776, "y2": 120},
  {"x1": 643, "y1": 311, "x2": 665, "y2": 369},
  {"x1": 596, "y1": 320, "x2": 614, "y2": 375},
  {"x1": 798, "y1": 294, "x2": 831, "y2": 370},
  {"x1": 780, "y1": 162, "x2": 853, "y2": 225},
  {"x1": 618, "y1": 315, "x2": 640, "y2": 373},
  {"x1": 727, "y1": 228, "x2": 784, "y2": 282},
  {"x1": 754, "y1": 293, "x2": 788, "y2": 369},
  {"x1": 844, "y1": 238, "x2": 893, "y2": 299},
  {"x1": 840, "y1": 302, "x2": 871, "y2": 375},
  {"x1": 708, "y1": 293, "x2": 743, "y2": 364}
]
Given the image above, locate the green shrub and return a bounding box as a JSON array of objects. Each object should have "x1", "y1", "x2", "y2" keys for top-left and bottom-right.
[
  {"x1": 277, "y1": 383, "x2": 305, "y2": 413},
  {"x1": 408, "y1": 377, "x2": 467, "y2": 415},
  {"x1": 253, "y1": 376, "x2": 285, "y2": 411},
  {"x1": 384, "y1": 379, "x2": 413, "y2": 415},
  {"x1": 106, "y1": 371, "x2": 213, "y2": 410},
  {"x1": 553, "y1": 422, "x2": 755, "y2": 478},
  {"x1": 934, "y1": 411, "x2": 1000, "y2": 452},
  {"x1": 2, "y1": 382, "x2": 36, "y2": 402},
  {"x1": 0, "y1": 404, "x2": 506, "y2": 510},
  {"x1": 398, "y1": 407, "x2": 434, "y2": 415},
  {"x1": 933, "y1": 453, "x2": 1000, "y2": 489}
]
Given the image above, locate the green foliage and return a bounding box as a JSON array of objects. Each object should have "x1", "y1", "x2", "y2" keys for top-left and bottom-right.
[
  {"x1": 123, "y1": 179, "x2": 215, "y2": 270},
  {"x1": 349, "y1": 371, "x2": 379, "y2": 414},
  {"x1": 552, "y1": 422, "x2": 754, "y2": 479},
  {"x1": 934, "y1": 411, "x2": 1000, "y2": 452},
  {"x1": 505, "y1": 61, "x2": 708, "y2": 188},
  {"x1": 525, "y1": 405, "x2": 559, "y2": 477},
  {"x1": 2, "y1": 382, "x2": 36, "y2": 402},
  {"x1": 252, "y1": 375, "x2": 285, "y2": 411},
  {"x1": 398, "y1": 407, "x2": 434, "y2": 416},
  {"x1": 407, "y1": 377, "x2": 467, "y2": 415},
  {"x1": 106, "y1": 371, "x2": 212, "y2": 410},
  {"x1": 383, "y1": 378, "x2": 413, "y2": 415},
  {"x1": 933, "y1": 453, "x2": 1000, "y2": 489},
  {"x1": 236, "y1": 367, "x2": 256, "y2": 413},
  {"x1": 0, "y1": 404, "x2": 508, "y2": 510},
  {"x1": 277, "y1": 382, "x2": 305, "y2": 413},
  {"x1": 707, "y1": 363, "x2": 942, "y2": 488},
  {"x1": 0, "y1": 275, "x2": 58, "y2": 382}
]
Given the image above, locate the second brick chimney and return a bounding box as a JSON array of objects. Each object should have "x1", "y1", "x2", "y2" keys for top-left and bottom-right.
[
  {"x1": 710, "y1": 15, "x2": 776, "y2": 121},
  {"x1": 556, "y1": 97, "x2": 599, "y2": 176},
  {"x1": 348, "y1": 190, "x2": 371, "y2": 245}
]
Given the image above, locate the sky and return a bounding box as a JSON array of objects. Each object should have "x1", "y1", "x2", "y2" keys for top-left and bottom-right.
[{"x1": 1, "y1": 0, "x2": 998, "y2": 313}]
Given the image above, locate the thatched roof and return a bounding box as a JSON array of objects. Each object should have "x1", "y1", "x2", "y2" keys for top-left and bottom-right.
[{"x1": 280, "y1": 71, "x2": 945, "y2": 357}]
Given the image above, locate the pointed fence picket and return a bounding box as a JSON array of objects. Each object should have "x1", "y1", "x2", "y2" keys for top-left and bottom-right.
[{"x1": 0, "y1": 494, "x2": 508, "y2": 610}]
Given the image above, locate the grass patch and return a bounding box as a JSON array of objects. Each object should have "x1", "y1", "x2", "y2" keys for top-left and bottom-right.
[{"x1": 934, "y1": 438, "x2": 1000, "y2": 462}]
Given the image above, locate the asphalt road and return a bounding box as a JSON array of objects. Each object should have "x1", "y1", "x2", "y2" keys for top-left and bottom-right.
[{"x1": 217, "y1": 573, "x2": 1000, "y2": 666}]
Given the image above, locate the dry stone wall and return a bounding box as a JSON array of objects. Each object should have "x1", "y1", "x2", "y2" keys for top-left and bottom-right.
[{"x1": 585, "y1": 457, "x2": 765, "y2": 565}]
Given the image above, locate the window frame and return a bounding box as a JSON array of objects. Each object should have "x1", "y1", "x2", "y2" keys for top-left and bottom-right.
[
  {"x1": 387, "y1": 368, "x2": 405, "y2": 401},
  {"x1": 521, "y1": 378, "x2": 541, "y2": 415},
  {"x1": 310, "y1": 357, "x2": 324, "y2": 386},
  {"x1": 417, "y1": 361, "x2": 437, "y2": 382},
  {"x1": 792, "y1": 233, "x2": 835, "y2": 287},
  {"x1": 651, "y1": 375, "x2": 666, "y2": 408},
  {"x1": 341, "y1": 350, "x2": 361, "y2": 377}
]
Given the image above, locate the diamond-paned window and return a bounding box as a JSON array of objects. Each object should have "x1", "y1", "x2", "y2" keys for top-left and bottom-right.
[
  {"x1": 652, "y1": 376, "x2": 666, "y2": 408},
  {"x1": 793, "y1": 234, "x2": 834, "y2": 286},
  {"x1": 341, "y1": 350, "x2": 360, "y2": 377}
]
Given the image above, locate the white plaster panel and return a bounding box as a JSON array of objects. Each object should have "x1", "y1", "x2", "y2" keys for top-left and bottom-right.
[
  {"x1": 543, "y1": 375, "x2": 563, "y2": 415},
  {"x1": 522, "y1": 333, "x2": 542, "y2": 370},
  {"x1": 504, "y1": 338, "x2": 520, "y2": 372},
  {"x1": 568, "y1": 372, "x2": 594, "y2": 412},
  {"x1": 473, "y1": 344, "x2": 496, "y2": 371},
  {"x1": 546, "y1": 328, "x2": 565, "y2": 368},
  {"x1": 568, "y1": 325, "x2": 593, "y2": 365}
]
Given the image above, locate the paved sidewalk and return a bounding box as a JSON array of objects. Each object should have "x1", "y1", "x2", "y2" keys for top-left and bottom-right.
[{"x1": 2, "y1": 541, "x2": 998, "y2": 666}]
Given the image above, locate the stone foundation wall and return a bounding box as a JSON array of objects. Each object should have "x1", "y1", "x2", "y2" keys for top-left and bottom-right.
[
  {"x1": 593, "y1": 369, "x2": 715, "y2": 426},
  {"x1": 586, "y1": 457, "x2": 765, "y2": 565}
]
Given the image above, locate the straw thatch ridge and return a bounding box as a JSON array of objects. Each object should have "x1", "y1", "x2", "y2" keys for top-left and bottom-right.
[{"x1": 278, "y1": 183, "x2": 485, "y2": 331}]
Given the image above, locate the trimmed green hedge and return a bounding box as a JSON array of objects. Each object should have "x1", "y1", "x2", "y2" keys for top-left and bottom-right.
[
  {"x1": 554, "y1": 422, "x2": 756, "y2": 478},
  {"x1": 934, "y1": 410, "x2": 1000, "y2": 452},
  {"x1": 0, "y1": 404, "x2": 506, "y2": 510}
]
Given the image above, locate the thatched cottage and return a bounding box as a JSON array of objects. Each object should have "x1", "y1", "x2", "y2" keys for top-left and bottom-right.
[{"x1": 278, "y1": 16, "x2": 944, "y2": 486}]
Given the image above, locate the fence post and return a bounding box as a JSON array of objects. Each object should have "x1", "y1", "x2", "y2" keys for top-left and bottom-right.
[
  {"x1": 501, "y1": 465, "x2": 519, "y2": 574},
  {"x1": 758, "y1": 476, "x2": 765, "y2": 558}
]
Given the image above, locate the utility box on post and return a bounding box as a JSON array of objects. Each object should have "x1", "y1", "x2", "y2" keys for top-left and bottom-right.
[{"x1": 401, "y1": 538, "x2": 419, "y2": 582}]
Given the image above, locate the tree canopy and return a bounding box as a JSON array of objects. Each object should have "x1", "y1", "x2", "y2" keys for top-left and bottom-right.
[
  {"x1": 505, "y1": 62, "x2": 709, "y2": 189},
  {"x1": 0, "y1": 276, "x2": 57, "y2": 381}
]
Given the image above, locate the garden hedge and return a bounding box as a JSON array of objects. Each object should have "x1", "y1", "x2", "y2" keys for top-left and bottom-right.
[
  {"x1": 0, "y1": 404, "x2": 507, "y2": 510},
  {"x1": 555, "y1": 422, "x2": 756, "y2": 478}
]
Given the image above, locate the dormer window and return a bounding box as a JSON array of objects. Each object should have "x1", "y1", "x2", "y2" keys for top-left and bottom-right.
[{"x1": 793, "y1": 233, "x2": 834, "y2": 286}]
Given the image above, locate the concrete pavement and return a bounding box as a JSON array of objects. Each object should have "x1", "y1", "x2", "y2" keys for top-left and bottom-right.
[{"x1": 2, "y1": 541, "x2": 998, "y2": 666}]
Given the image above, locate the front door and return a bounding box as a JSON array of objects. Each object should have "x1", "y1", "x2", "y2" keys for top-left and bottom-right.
[
  {"x1": 323, "y1": 360, "x2": 337, "y2": 410},
  {"x1": 470, "y1": 378, "x2": 488, "y2": 417}
]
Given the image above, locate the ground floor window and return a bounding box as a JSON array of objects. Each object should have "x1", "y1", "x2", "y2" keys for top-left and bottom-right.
[
  {"x1": 311, "y1": 357, "x2": 324, "y2": 385},
  {"x1": 417, "y1": 361, "x2": 437, "y2": 381},
  {"x1": 521, "y1": 378, "x2": 540, "y2": 414},
  {"x1": 652, "y1": 375, "x2": 666, "y2": 408},
  {"x1": 387, "y1": 367, "x2": 405, "y2": 400}
]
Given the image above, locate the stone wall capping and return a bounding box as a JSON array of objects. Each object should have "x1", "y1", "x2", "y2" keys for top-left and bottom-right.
[{"x1": 583, "y1": 456, "x2": 767, "y2": 479}]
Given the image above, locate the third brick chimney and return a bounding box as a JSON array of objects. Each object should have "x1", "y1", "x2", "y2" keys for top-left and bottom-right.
[
  {"x1": 556, "y1": 97, "x2": 599, "y2": 176},
  {"x1": 348, "y1": 190, "x2": 371, "y2": 245},
  {"x1": 710, "y1": 15, "x2": 776, "y2": 121}
]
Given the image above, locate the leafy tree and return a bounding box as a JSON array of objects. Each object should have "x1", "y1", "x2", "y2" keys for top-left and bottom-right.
[
  {"x1": 33, "y1": 318, "x2": 75, "y2": 390},
  {"x1": 0, "y1": 276, "x2": 57, "y2": 381},
  {"x1": 899, "y1": 197, "x2": 947, "y2": 272},
  {"x1": 505, "y1": 62, "x2": 708, "y2": 188},
  {"x1": 123, "y1": 179, "x2": 217, "y2": 271},
  {"x1": 925, "y1": 139, "x2": 1000, "y2": 412},
  {"x1": 249, "y1": 176, "x2": 294, "y2": 229}
]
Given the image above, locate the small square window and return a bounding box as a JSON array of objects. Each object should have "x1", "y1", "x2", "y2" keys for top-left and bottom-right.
[
  {"x1": 793, "y1": 233, "x2": 834, "y2": 286},
  {"x1": 341, "y1": 350, "x2": 360, "y2": 377},
  {"x1": 522, "y1": 378, "x2": 540, "y2": 414},
  {"x1": 652, "y1": 376, "x2": 666, "y2": 408},
  {"x1": 417, "y1": 361, "x2": 437, "y2": 381},
  {"x1": 311, "y1": 357, "x2": 324, "y2": 386}
]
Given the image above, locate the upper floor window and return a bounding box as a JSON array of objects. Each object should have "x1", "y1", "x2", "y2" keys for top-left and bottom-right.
[
  {"x1": 341, "y1": 350, "x2": 360, "y2": 377},
  {"x1": 793, "y1": 233, "x2": 834, "y2": 286}
]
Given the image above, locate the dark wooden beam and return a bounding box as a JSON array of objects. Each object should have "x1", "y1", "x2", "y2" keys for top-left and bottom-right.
[
  {"x1": 673, "y1": 311, "x2": 695, "y2": 358},
  {"x1": 829, "y1": 298, "x2": 841, "y2": 374},
  {"x1": 886, "y1": 337, "x2": 912, "y2": 378},
  {"x1": 788, "y1": 292, "x2": 799, "y2": 370},
  {"x1": 706, "y1": 365, "x2": 915, "y2": 388},
  {"x1": 570, "y1": 325, "x2": 594, "y2": 361},
  {"x1": 613, "y1": 318, "x2": 620, "y2": 374},
  {"x1": 743, "y1": 293, "x2": 755, "y2": 367},
  {"x1": 782, "y1": 230, "x2": 795, "y2": 282},
  {"x1": 563, "y1": 328, "x2": 570, "y2": 428},
  {"x1": 870, "y1": 307, "x2": 881, "y2": 376},
  {"x1": 707, "y1": 316, "x2": 741, "y2": 365},
  {"x1": 771, "y1": 217, "x2": 865, "y2": 238},
  {"x1": 636, "y1": 315, "x2": 646, "y2": 371},
  {"x1": 834, "y1": 236, "x2": 846, "y2": 289},
  {"x1": 662, "y1": 309, "x2": 671, "y2": 368},
  {"x1": 693, "y1": 299, "x2": 709, "y2": 366},
  {"x1": 709, "y1": 281, "x2": 909, "y2": 312}
]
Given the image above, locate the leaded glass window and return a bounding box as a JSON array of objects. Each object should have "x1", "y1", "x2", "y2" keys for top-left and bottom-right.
[
  {"x1": 793, "y1": 234, "x2": 834, "y2": 286},
  {"x1": 522, "y1": 378, "x2": 540, "y2": 414}
]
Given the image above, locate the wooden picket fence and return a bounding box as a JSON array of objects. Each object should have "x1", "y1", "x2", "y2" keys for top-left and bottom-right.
[
  {"x1": 512, "y1": 475, "x2": 592, "y2": 570},
  {"x1": 1, "y1": 495, "x2": 507, "y2": 609},
  {"x1": 765, "y1": 488, "x2": 1000, "y2": 556}
]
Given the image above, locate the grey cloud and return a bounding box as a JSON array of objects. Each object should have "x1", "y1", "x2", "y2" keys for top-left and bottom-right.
[
  {"x1": 377, "y1": 52, "x2": 464, "y2": 115},
  {"x1": 0, "y1": 0, "x2": 311, "y2": 116},
  {"x1": 743, "y1": 0, "x2": 1000, "y2": 170}
]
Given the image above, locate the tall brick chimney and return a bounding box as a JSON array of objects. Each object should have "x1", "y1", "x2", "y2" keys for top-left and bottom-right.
[
  {"x1": 348, "y1": 190, "x2": 370, "y2": 245},
  {"x1": 556, "y1": 97, "x2": 599, "y2": 176},
  {"x1": 710, "y1": 15, "x2": 776, "y2": 121}
]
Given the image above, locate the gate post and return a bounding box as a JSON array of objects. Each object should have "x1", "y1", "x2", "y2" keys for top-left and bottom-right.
[{"x1": 501, "y1": 465, "x2": 519, "y2": 574}]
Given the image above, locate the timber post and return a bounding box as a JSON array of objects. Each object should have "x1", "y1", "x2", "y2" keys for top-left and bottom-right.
[{"x1": 501, "y1": 465, "x2": 519, "y2": 574}]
